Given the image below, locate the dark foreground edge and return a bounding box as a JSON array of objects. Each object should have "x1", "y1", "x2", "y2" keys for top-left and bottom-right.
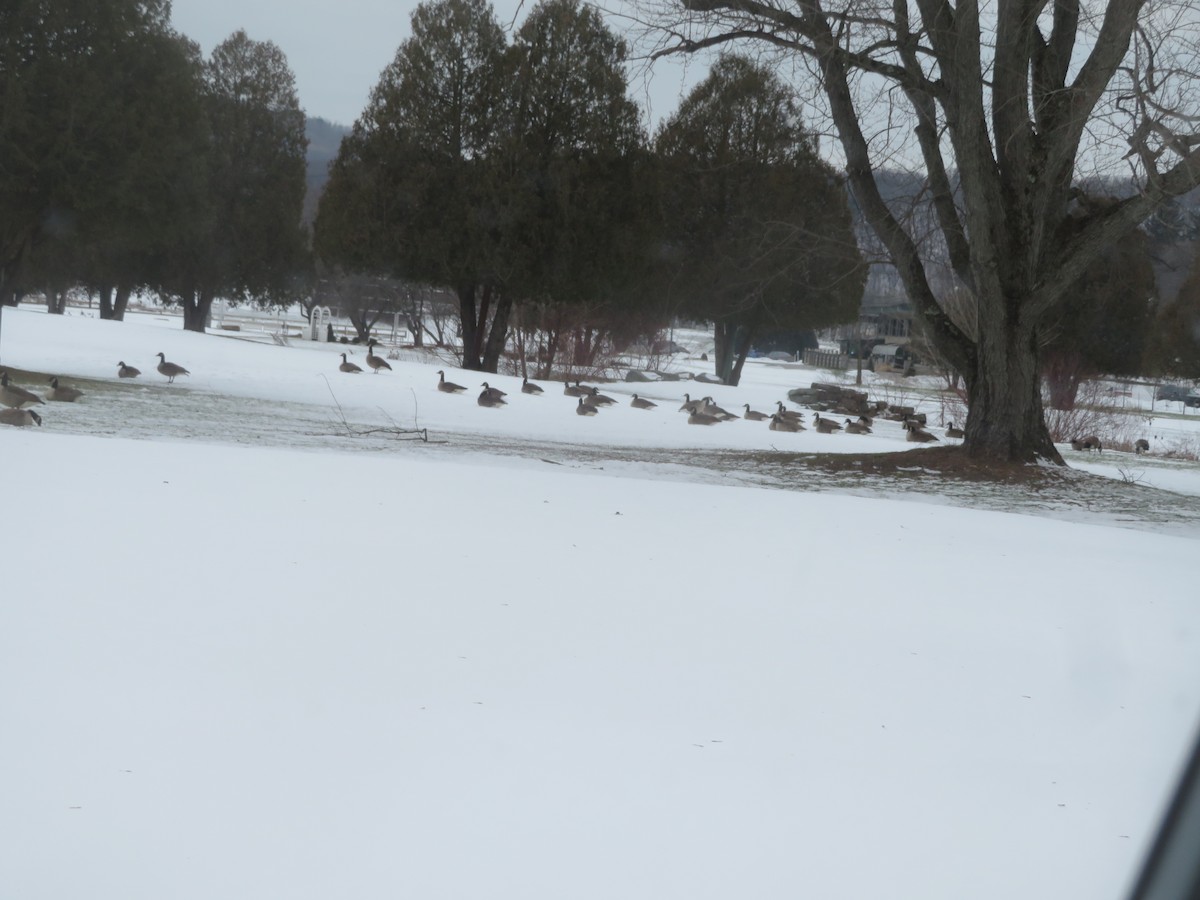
[{"x1": 1128, "y1": 723, "x2": 1200, "y2": 900}]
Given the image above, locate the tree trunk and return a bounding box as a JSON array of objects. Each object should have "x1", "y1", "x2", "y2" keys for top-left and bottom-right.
[
  {"x1": 458, "y1": 283, "x2": 483, "y2": 370},
  {"x1": 571, "y1": 327, "x2": 584, "y2": 368},
  {"x1": 457, "y1": 283, "x2": 512, "y2": 373},
  {"x1": 403, "y1": 292, "x2": 426, "y2": 347},
  {"x1": 45, "y1": 283, "x2": 67, "y2": 315},
  {"x1": 480, "y1": 291, "x2": 513, "y2": 374},
  {"x1": 571, "y1": 325, "x2": 600, "y2": 370},
  {"x1": 713, "y1": 321, "x2": 733, "y2": 381},
  {"x1": 515, "y1": 315, "x2": 530, "y2": 380},
  {"x1": 112, "y1": 284, "x2": 131, "y2": 321},
  {"x1": 538, "y1": 322, "x2": 561, "y2": 380},
  {"x1": 963, "y1": 311, "x2": 1063, "y2": 464},
  {"x1": 405, "y1": 312, "x2": 425, "y2": 348},
  {"x1": 181, "y1": 290, "x2": 214, "y2": 333},
  {"x1": 0, "y1": 263, "x2": 19, "y2": 305},
  {"x1": 714, "y1": 321, "x2": 754, "y2": 385},
  {"x1": 348, "y1": 306, "x2": 382, "y2": 342},
  {"x1": 98, "y1": 283, "x2": 115, "y2": 319},
  {"x1": 727, "y1": 325, "x2": 755, "y2": 387}
]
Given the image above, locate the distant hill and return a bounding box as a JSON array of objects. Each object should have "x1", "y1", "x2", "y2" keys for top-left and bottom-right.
[{"x1": 304, "y1": 117, "x2": 351, "y2": 225}]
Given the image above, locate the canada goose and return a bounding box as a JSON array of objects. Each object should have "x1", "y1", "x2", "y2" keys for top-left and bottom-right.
[
  {"x1": 857, "y1": 414, "x2": 874, "y2": 427},
  {"x1": 904, "y1": 421, "x2": 939, "y2": 443},
  {"x1": 437, "y1": 370, "x2": 467, "y2": 393},
  {"x1": 1, "y1": 372, "x2": 44, "y2": 408},
  {"x1": 630, "y1": 394, "x2": 658, "y2": 409},
  {"x1": 576, "y1": 396, "x2": 598, "y2": 416},
  {"x1": 743, "y1": 404, "x2": 770, "y2": 421},
  {"x1": 587, "y1": 387, "x2": 616, "y2": 407},
  {"x1": 1135, "y1": 438, "x2": 1150, "y2": 454},
  {"x1": 679, "y1": 393, "x2": 703, "y2": 414},
  {"x1": 1079, "y1": 435, "x2": 1102, "y2": 452},
  {"x1": 117, "y1": 361, "x2": 141, "y2": 378},
  {"x1": 699, "y1": 397, "x2": 737, "y2": 420},
  {"x1": 365, "y1": 340, "x2": 392, "y2": 374},
  {"x1": 946, "y1": 421, "x2": 965, "y2": 439},
  {"x1": 479, "y1": 382, "x2": 508, "y2": 405},
  {"x1": 0, "y1": 407, "x2": 42, "y2": 427},
  {"x1": 155, "y1": 352, "x2": 189, "y2": 383},
  {"x1": 687, "y1": 410, "x2": 722, "y2": 426},
  {"x1": 478, "y1": 385, "x2": 507, "y2": 408},
  {"x1": 564, "y1": 381, "x2": 587, "y2": 397},
  {"x1": 768, "y1": 413, "x2": 804, "y2": 432},
  {"x1": 774, "y1": 401, "x2": 805, "y2": 423},
  {"x1": 46, "y1": 377, "x2": 83, "y2": 402},
  {"x1": 813, "y1": 413, "x2": 843, "y2": 434},
  {"x1": 338, "y1": 353, "x2": 363, "y2": 373},
  {"x1": 522, "y1": 377, "x2": 544, "y2": 395},
  {"x1": 843, "y1": 418, "x2": 871, "y2": 435}
]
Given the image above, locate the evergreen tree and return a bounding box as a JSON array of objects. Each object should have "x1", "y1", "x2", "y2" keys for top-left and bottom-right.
[
  {"x1": 161, "y1": 31, "x2": 310, "y2": 332},
  {"x1": 655, "y1": 55, "x2": 864, "y2": 385},
  {"x1": 314, "y1": 0, "x2": 510, "y2": 368},
  {"x1": 82, "y1": 31, "x2": 208, "y2": 320},
  {"x1": 1040, "y1": 211, "x2": 1156, "y2": 408},
  {"x1": 0, "y1": 0, "x2": 178, "y2": 308},
  {"x1": 501, "y1": 0, "x2": 655, "y2": 373}
]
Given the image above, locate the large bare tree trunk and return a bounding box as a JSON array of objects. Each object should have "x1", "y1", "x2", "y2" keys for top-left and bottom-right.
[{"x1": 965, "y1": 307, "x2": 1062, "y2": 463}]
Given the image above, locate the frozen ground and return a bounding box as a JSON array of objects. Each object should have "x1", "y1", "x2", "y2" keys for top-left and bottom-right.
[{"x1": 1, "y1": 305, "x2": 1199, "y2": 900}]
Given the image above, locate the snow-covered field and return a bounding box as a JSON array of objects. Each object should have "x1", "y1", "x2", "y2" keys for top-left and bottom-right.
[{"x1": 2, "y1": 305, "x2": 1199, "y2": 900}]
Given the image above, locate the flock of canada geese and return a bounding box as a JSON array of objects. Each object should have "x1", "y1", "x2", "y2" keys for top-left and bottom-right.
[
  {"x1": 337, "y1": 341, "x2": 1155, "y2": 452},
  {"x1": 0, "y1": 338, "x2": 969, "y2": 445},
  {"x1": 0, "y1": 339, "x2": 1149, "y2": 455},
  {"x1": 551, "y1": 379, "x2": 964, "y2": 441},
  {"x1": 326, "y1": 338, "x2": 964, "y2": 440},
  {"x1": 0, "y1": 352, "x2": 189, "y2": 427}
]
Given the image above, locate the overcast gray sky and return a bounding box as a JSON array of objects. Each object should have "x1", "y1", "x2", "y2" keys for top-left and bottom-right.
[{"x1": 168, "y1": 0, "x2": 702, "y2": 128}]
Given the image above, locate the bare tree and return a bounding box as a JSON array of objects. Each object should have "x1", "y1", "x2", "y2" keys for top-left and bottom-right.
[
  {"x1": 625, "y1": 0, "x2": 1200, "y2": 463},
  {"x1": 314, "y1": 270, "x2": 404, "y2": 343},
  {"x1": 397, "y1": 284, "x2": 459, "y2": 348}
]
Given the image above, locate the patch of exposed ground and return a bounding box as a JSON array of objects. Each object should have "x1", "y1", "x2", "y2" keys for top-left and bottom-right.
[{"x1": 457, "y1": 438, "x2": 1200, "y2": 537}]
